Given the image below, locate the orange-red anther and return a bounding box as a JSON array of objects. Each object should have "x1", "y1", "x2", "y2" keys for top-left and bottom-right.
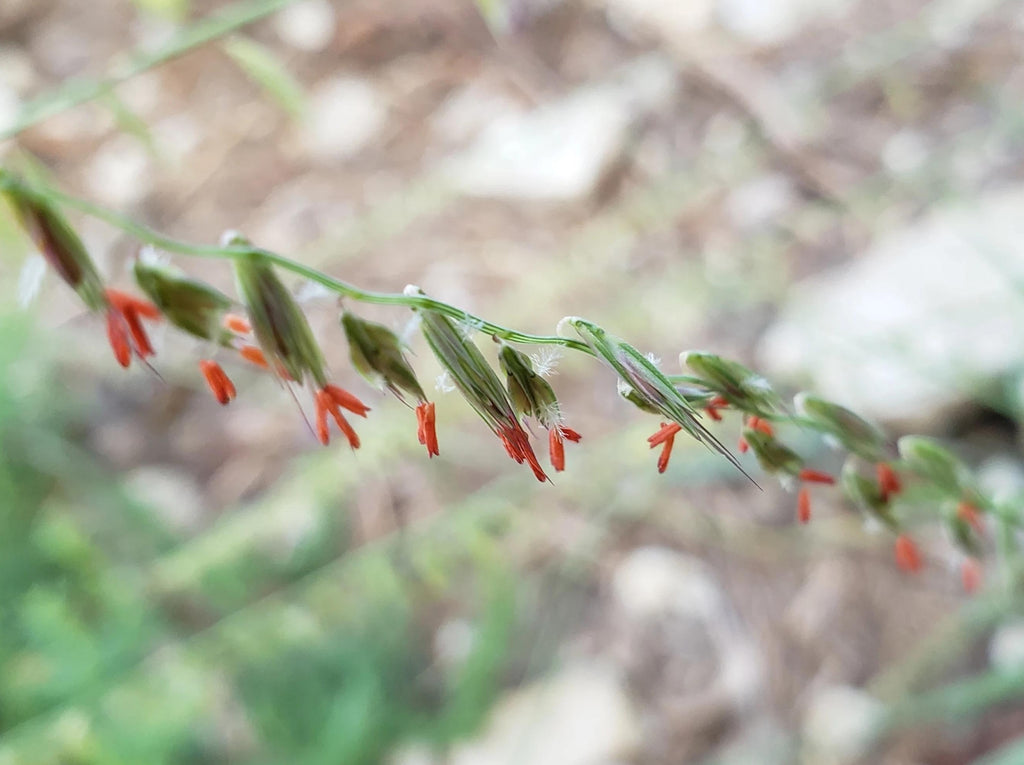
[
  {"x1": 894, "y1": 534, "x2": 923, "y2": 573},
  {"x1": 106, "y1": 308, "x2": 131, "y2": 368},
  {"x1": 199, "y1": 360, "x2": 237, "y2": 405},
  {"x1": 957, "y1": 502, "x2": 984, "y2": 535},
  {"x1": 798, "y1": 468, "x2": 835, "y2": 485},
  {"x1": 797, "y1": 487, "x2": 811, "y2": 524},
  {"x1": 549, "y1": 428, "x2": 565, "y2": 472},
  {"x1": 647, "y1": 422, "x2": 678, "y2": 474},
  {"x1": 106, "y1": 288, "x2": 160, "y2": 319},
  {"x1": 738, "y1": 436, "x2": 749, "y2": 453},
  {"x1": 416, "y1": 401, "x2": 439, "y2": 457},
  {"x1": 104, "y1": 288, "x2": 160, "y2": 365},
  {"x1": 877, "y1": 462, "x2": 902, "y2": 502},
  {"x1": 314, "y1": 385, "x2": 368, "y2": 449},
  {"x1": 322, "y1": 384, "x2": 370, "y2": 417},
  {"x1": 547, "y1": 426, "x2": 581, "y2": 472},
  {"x1": 499, "y1": 424, "x2": 547, "y2": 482},
  {"x1": 239, "y1": 344, "x2": 269, "y2": 369},
  {"x1": 647, "y1": 422, "x2": 682, "y2": 447},
  {"x1": 747, "y1": 416, "x2": 775, "y2": 437},
  {"x1": 710, "y1": 396, "x2": 729, "y2": 408},
  {"x1": 223, "y1": 313, "x2": 252, "y2": 334},
  {"x1": 961, "y1": 558, "x2": 982, "y2": 594},
  {"x1": 705, "y1": 406, "x2": 723, "y2": 422}
]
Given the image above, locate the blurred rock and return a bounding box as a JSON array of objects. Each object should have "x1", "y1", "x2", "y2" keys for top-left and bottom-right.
[
  {"x1": 430, "y1": 81, "x2": 521, "y2": 146},
  {"x1": 273, "y1": 0, "x2": 336, "y2": 52},
  {"x1": 612, "y1": 546, "x2": 723, "y2": 621},
  {"x1": 597, "y1": 0, "x2": 715, "y2": 39},
  {"x1": 0, "y1": 84, "x2": 19, "y2": 136},
  {"x1": 802, "y1": 685, "x2": 884, "y2": 764},
  {"x1": 449, "y1": 662, "x2": 639, "y2": 765},
  {"x1": 124, "y1": 465, "x2": 206, "y2": 535},
  {"x1": 388, "y1": 743, "x2": 438, "y2": 765},
  {"x1": 85, "y1": 135, "x2": 153, "y2": 207},
  {"x1": 716, "y1": 0, "x2": 859, "y2": 46},
  {"x1": 302, "y1": 75, "x2": 386, "y2": 161},
  {"x1": 443, "y1": 54, "x2": 676, "y2": 201},
  {"x1": 725, "y1": 173, "x2": 797, "y2": 231},
  {"x1": 759, "y1": 186, "x2": 1024, "y2": 424},
  {"x1": 990, "y1": 619, "x2": 1024, "y2": 671},
  {"x1": 611, "y1": 546, "x2": 763, "y2": 760}
]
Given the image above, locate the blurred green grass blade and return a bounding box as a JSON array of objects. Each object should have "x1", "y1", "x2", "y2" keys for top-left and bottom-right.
[
  {"x1": 473, "y1": 0, "x2": 508, "y2": 33},
  {"x1": 129, "y1": 0, "x2": 190, "y2": 22},
  {"x1": 222, "y1": 35, "x2": 305, "y2": 119},
  {"x1": 99, "y1": 92, "x2": 160, "y2": 157},
  {"x1": 973, "y1": 735, "x2": 1024, "y2": 765}
]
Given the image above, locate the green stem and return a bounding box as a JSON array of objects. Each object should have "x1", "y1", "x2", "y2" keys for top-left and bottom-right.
[
  {"x1": 0, "y1": 0, "x2": 300, "y2": 142},
  {"x1": 45, "y1": 188, "x2": 595, "y2": 355}
]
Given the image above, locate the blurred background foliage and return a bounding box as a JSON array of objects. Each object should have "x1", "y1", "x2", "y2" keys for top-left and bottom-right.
[{"x1": 2, "y1": 0, "x2": 1024, "y2": 763}]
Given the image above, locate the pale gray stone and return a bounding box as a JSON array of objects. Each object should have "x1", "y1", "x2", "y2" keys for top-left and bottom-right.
[{"x1": 759, "y1": 186, "x2": 1024, "y2": 424}]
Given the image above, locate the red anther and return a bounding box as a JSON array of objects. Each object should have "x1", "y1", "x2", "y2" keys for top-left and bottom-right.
[
  {"x1": 322, "y1": 384, "x2": 370, "y2": 418},
  {"x1": 798, "y1": 468, "x2": 835, "y2": 485},
  {"x1": 106, "y1": 288, "x2": 159, "y2": 319},
  {"x1": 876, "y1": 462, "x2": 902, "y2": 502},
  {"x1": 104, "y1": 288, "x2": 160, "y2": 364},
  {"x1": 199, "y1": 359, "x2": 236, "y2": 405},
  {"x1": 223, "y1": 313, "x2": 252, "y2": 334},
  {"x1": 710, "y1": 396, "x2": 729, "y2": 408},
  {"x1": 961, "y1": 558, "x2": 982, "y2": 594},
  {"x1": 314, "y1": 387, "x2": 364, "y2": 449},
  {"x1": 499, "y1": 424, "x2": 546, "y2": 481},
  {"x1": 894, "y1": 534, "x2": 923, "y2": 573},
  {"x1": 647, "y1": 422, "x2": 682, "y2": 447},
  {"x1": 797, "y1": 487, "x2": 811, "y2": 524},
  {"x1": 705, "y1": 405, "x2": 723, "y2": 422},
  {"x1": 122, "y1": 310, "x2": 155, "y2": 358},
  {"x1": 560, "y1": 428, "x2": 582, "y2": 443},
  {"x1": 106, "y1": 309, "x2": 131, "y2": 368},
  {"x1": 549, "y1": 428, "x2": 565, "y2": 472},
  {"x1": 239, "y1": 344, "x2": 269, "y2": 369},
  {"x1": 957, "y1": 502, "x2": 984, "y2": 535},
  {"x1": 547, "y1": 425, "x2": 580, "y2": 472},
  {"x1": 748, "y1": 416, "x2": 775, "y2": 437},
  {"x1": 738, "y1": 436, "x2": 749, "y2": 453},
  {"x1": 657, "y1": 431, "x2": 676, "y2": 474},
  {"x1": 416, "y1": 401, "x2": 439, "y2": 457}
]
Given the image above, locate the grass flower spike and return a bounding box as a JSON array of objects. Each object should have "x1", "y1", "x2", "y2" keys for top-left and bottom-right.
[
  {"x1": 234, "y1": 245, "x2": 368, "y2": 448},
  {"x1": 342, "y1": 311, "x2": 438, "y2": 457},
  {"x1": 416, "y1": 293, "x2": 546, "y2": 481}
]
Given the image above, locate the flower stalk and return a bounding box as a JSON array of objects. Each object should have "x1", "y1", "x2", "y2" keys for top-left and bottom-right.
[{"x1": 5, "y1": 168, "x2": 1018, "y2": 590}]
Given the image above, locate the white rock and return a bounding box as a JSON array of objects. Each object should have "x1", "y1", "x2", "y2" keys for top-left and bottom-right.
[
  {"x1": 302, "y1": 76, "x2": 386, "y2": 161},
  {"x1": 0, "y1": 84, "x2": 20, "y2": 136},
  {"x1": 802, "y1": 685, "x2": 884, "y2": 763},
  {"x1": 430, "y1": 82, "x2": 521, "y2": 145},
  {"x1": 725, "y1": 173, "x2": 796, "y2": 230},
  {"x1": 449, "y1": 663, "x2": 639, "y2": 765},
  {"x1": 0, "y1": 47, "x2": 36, "y2": 93},
  {"x1": 443, "y1": 54, "x2": 676, "y2": 201},
  {"x1": 124, "y1": 466, "x2": 206, "y2": 535},
  {"x1": 759, "y1": 186, "x2": 1024, "y2": 423},
  {"x1": 600, "y1": 0, "x2": 715, "y2": 39},
  {"x1": 978, "y1": 457, "x2": 1024, "y2": 505},
  {"x1": 716, "y1": 0, "x2": 859, "y2": 46},
  {"x1": 612, "y1": 546, "x2": 723, "y2": 621},
  {"x1": 387, "y1": 743, "x2": 437, "y2": 765},
  {"x1": 274, "y1": 0, "x2": 336, "y2": 52},
  {"x1": 990, "y1": 620, "x2": 1024, "y2": 671},
  {"x1": 882, "y1": 130, "x2": 929, "y2": 176},
  {"x1": 85, "y1": 136, "x2": 152, "y2": 207}
]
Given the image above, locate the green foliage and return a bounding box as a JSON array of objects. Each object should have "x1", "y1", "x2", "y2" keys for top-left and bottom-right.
[{"x1": 222, "y1": 36, "x2": 306, "y2": 119}]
